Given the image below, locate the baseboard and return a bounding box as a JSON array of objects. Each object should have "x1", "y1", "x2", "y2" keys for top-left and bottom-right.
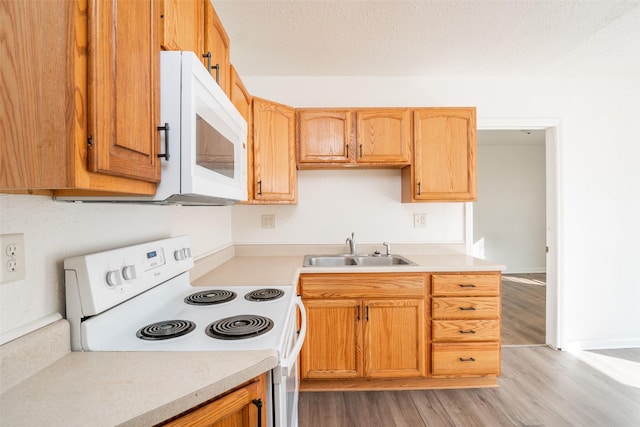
[
  {"x1": 503, "y1": 268, "x2": 546, "y2": 274},
  {"x1": 562, "y1": 338, "x2": 640, "y2": 351}
]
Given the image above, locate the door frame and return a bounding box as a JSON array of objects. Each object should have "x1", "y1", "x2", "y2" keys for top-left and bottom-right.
[{"x1": 470, "y1": 117, "x2": 564, "y2": 349}]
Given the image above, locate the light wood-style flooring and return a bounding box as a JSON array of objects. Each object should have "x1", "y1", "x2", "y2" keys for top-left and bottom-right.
[
  {"x1": 298, "y1": 346, "x2": 640, "y2": 426},
  {"x1": 501, "y1": 273, "x2": 546, "y2": 346}
]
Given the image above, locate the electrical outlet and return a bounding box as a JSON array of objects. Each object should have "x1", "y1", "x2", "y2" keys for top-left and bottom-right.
[
  {"x1": 0, "y1": 233, "x2": 26, "y2": 284},
  {"x1": 413, "y1": 213, "x2": 428, "y2": 228},
  {"x1": 261, "y1": 214, "x2": 276, "y2": 229}
]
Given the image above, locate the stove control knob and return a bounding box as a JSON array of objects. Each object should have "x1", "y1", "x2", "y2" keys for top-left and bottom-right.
[
  {"x1": 174, "y1": 249, "x2": 186, "y2": 261},
  {"x1": 184, "y1": 247, "x2": 192, "y2": 258},
  {"x1": 122, "y1": 265, "x2": 137, "y2": 281},
  {"x1": 106, "y1": 270, "x2": 123, "y2": 287}
]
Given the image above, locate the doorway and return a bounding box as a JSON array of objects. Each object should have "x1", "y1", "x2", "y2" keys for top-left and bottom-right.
[{"x1": 472, "y1": 119, "x2": 563, "y2": 349}]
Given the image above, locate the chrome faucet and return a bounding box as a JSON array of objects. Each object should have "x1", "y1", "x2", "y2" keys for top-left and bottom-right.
[
  {"x1": 383, "y1": 242, "x2": 391, "y2": 256},
  {"x1": 346, "y1": 232, "x2": 356, "y2": 255}
]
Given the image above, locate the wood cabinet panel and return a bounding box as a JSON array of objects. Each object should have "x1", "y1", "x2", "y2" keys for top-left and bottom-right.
[
  {"x1": 356, "y1": 109, "x2": 411, "y2": 164},
  {"x1": 301, "y1": 299, "x2": 361, "y2": 379},
  {"x1": 402, "y1": 107, "x2": 476, "y2": 202},
  {"x1": 161, "y1": 0, "x2": 203, "y2": 53},
  {"x1": 432, "y1": 343, "x2": 501, "y2": 377},
  {"x1": 161, "y1": 374, "x2": 266, "y2": 427},
  {"x1": 364, "y1": 299, "x2": 425, "y2": 378},
  {"x1": 432, "y1": 273, "x2": 501, "y2": 296},
  {"x1": 204, "y1": 0, "x2": 230, "y2": 95},
  {"x1": 432, "y1": 297, "x2": 500, "y2": 319},
  {"x1": 300, "y1": 273, "x2": 426, "y2": 299},
  {"x1": 251, "y1": 97, "x2": 297, "y2": 203},
  {"x1": 297, "y1": 110, "x2": 352, "y2": 164},
  {"x1": 432, "y1": 320, "x2": 500, "y2": 342},
  {"x1": 88, "y1": 0, "x2": 161, "y2": 183}
]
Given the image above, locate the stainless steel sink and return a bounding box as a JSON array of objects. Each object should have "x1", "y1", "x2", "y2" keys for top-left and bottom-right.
[{"x1": 303, "y1": 254, "x2": 415, "y2": 267}]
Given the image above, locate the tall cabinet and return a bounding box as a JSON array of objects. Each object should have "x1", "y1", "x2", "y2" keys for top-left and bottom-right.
[{"x1": 1, "y1": 0, "x2": 160, "y2": 196}]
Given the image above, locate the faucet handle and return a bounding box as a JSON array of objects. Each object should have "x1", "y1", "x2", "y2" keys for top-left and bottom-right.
[{"x1": 383, "y1": 242, "x2": 391, "y2": 256}]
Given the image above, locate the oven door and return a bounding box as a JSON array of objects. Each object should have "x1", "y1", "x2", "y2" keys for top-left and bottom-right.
[{"x1": 272, "y1": 297, "x2": 306, "y2": 427}]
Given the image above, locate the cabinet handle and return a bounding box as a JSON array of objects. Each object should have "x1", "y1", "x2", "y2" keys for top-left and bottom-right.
[
  {"x1": 157, "y1": 123, "x2": 170, "y2": 160},
  {"x1": 359, "y1": 144, "x2": 363, "y2": 158},
  {"x1": 212, "y1": 63, "x2": 220, "y2": 84},
  {"x1": 251, "y1": 398, "x2": 263, "y2": 427},
  {"x1": 365, "y1": 306, "x2": 369, "y2": 321},
  {"x1": 346, "y1": 144, "x2": 349, "y2": 159},
  {"x1": 356, "y1": 305, "x2": 360, "y2": 320},
  {"x1": 459, "y1": 357, "x2": 476, "y2": 362},
  {"x1": 459, "y1": 329, "x2": 476, "y2": 334},
  {"x1": 417, "y1": 181, "x2": 421, "y2": 195},
  {"x1": 459, "y1": 307, "x2": 476, "y2": 311},
  {"x1": 202, "y1": 52, "x2": 212, "y2": 72},
  {"x1": 459, "y1": 284, "x2": 476, "y2": 288},
  {"x1": 257, "y1": 180, "x2": 262, "y2": 196}
]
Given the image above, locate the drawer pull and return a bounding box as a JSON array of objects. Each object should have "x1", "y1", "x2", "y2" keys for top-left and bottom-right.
[
  {"x1": 459, "y1": 329, "x2": 476, "y2": 334},
  {"x1": 459, "y1": 284, "x2": 476, "y2": 288},
  {"x1": 459, "y1": 357, "x2": 476, "y2": 362},
  {"x1": 459, "y1": 307, "x2": 477, "y2": 311}
]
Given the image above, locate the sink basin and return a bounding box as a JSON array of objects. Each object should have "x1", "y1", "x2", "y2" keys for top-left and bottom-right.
[
  {"x1": 304, "y1": 256, "x2": 358, "y2": 266},
  {"x1": 353, "y1": 255, "x2": 415, "y2": 266},
  {"x1": 303, "y1": 254, "x2": 415, "y2": 267}
]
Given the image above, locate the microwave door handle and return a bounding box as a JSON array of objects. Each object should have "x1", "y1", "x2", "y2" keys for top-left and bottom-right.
[
  {"x1": 280, "y1": 297, "x2": 307, "y2": 377},
  {"x1": 157, "y1": 123, "x2": 170, "y2": 160}
]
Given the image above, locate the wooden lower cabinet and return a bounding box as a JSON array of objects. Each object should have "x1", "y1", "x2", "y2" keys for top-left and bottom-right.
[
  {"x1": 431, "y1": 273, "x2": 502, "y2": 378},
  {"x1": 160, "y1": 374, "x2": 266, "y2": 427},
  {"x1": 299, "y1": 271, "x2": 502, "y2": 391}
]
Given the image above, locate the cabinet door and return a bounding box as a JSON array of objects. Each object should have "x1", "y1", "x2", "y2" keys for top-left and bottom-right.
[
  {"x1": 403, "y1": 107, "x2": 476, "y2": 202},
  {"x1": 252, "y1": 97, "x2": 297, "y2": 203},
  {"x1": 87, "y1": 0, "x2": 161, "y2": 183},
  {"x1": 162, "y1": 375, "x2": 265, "y2": 426},
  {"x1": 297, "y1": 110, "x2": 353, "y2": 165},
  {"x1": 161, "y1": 0, "x2": 204, "y2": 53},
  {"x1": 364, "y1": 299, "x2": 425, "y2": 378},
  {"x1": 204, "y1": 1, "x2": 230, "y2": 96},
  {"x1": 301, "y1": 299, "x2": 362, "y2": 379},
  {"x1": 356, "y1": 109, "x2": 411, "y2": 165}
]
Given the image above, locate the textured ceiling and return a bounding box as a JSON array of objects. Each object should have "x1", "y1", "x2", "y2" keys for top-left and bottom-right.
[{"x1": 212, "y1": 0, "x2": 640, "y2": 76}]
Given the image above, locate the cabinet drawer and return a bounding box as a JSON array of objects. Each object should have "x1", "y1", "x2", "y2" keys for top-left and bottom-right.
[
  {"x1": 300, "y1": 273, "x2": 426, "y2": 299},
  {"x1": 432, "y1": 343, "x2": 500, "y2": 376},
  {"x1": 432, "y1": 297, "x2": 500, "y2": 319},
  {"x1": 432, "y1": 274, "x2": 500, "y2": 296},
  {"x1": 432, "y1": 320, "x2": 500, "y2": 342}
]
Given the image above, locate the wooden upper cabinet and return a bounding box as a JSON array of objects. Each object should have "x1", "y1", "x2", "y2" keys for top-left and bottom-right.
[
  {"x1": 402, "y1": 107, "x2": 477, "y2": 202},
  {"x1": 161, "y1": 0, "x2": 204, "y2": 53},
  {"x1": 1, "y1": 0, "x2": 157, "y2": 195},
  {"x1": 297, "y1": 110, "x2": 352, "y2": 165},
  {"x1": 204, "y1": 0, "x2": 231, "y2": 96},
  {"x1": 88, "y1": 0, "x2": 161, "y2": 183},
  {"x1": 297, "y1": 108, "x2": 411, "y2": 168},
  {"x1": 356, "y1": 109, "x2": 411, "y2": 164},
  {"x1": 230, "y1": 65, "x2": 255, "y2": 200},
  {"x1": 251, "y1": 97, "x2": 297, "y2": 204},
  {"x1": 161, "y1": 0, "x2": 230, "y2": 94}
]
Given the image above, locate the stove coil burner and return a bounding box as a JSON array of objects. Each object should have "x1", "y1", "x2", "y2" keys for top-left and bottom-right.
[
  {"x1": 184, "y1": 290, "x2": 237, "y2": 305},
  {"x1": 206, "y1": 315, "x2": 274, "y2": 340},
  {"x1": 136, "y1": 320, "x2": 196, "y2": 341},
  {"x1": 244, "y1": 288, "x2": 285, "y2": 302}
]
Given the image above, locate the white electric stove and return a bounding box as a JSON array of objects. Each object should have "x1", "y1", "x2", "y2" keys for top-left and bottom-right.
[{"x1": 64, "y1": 235, "x2": 306, "y2": 427}]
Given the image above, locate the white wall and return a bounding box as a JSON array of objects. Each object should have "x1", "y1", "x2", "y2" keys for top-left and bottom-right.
[
  {"x1": 238, "y1": 73, "x2": 640, "y2": 350},
  {"x1": 474, "y1": 130, "x2": 546, "y2": 273},
  {"x1": 0, "y1": 195, "x2": 233, "y2": 341}
]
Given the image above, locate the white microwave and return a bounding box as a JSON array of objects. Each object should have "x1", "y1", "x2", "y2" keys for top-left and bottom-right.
[{"x1": 58, "y1": 51, "x2": 248, "y2": 205}]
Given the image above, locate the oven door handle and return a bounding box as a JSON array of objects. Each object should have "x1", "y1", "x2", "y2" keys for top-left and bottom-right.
[{"x1": 281, "y1": 297, "x2": 307, "y2": 377}]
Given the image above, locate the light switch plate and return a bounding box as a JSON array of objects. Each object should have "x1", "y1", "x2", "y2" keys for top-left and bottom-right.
[{"x1": 0, "y1": 233, "x2": 26, "y2": 284}]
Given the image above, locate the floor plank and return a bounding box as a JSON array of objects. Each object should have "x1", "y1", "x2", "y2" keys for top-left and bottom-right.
[
  {"x1": 502, "y1": 274, "x2": 546, "y2": 346},
  {"x1": 298, "y1": 346, "x2": 640, "y2": 427}
]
